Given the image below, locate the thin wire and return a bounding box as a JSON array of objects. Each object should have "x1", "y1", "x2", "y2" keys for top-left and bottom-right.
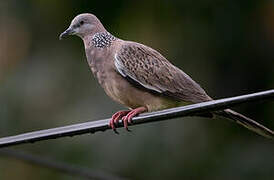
[
  {"x1": 0, "y1": 149, "x2": 127, "y2": 180},
  {"x1": 0, "y1": 89, "x2": 273, "y2": 148}
]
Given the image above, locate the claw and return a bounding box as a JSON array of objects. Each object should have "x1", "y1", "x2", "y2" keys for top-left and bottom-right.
[
  {"x1": 109, "y1": 110, "x2": 130, "y2": 133},
  {"x1": 113, "y1": 128, "x2": 119, "y2": 134},
  {"x1": 109, "y1": 107, "x2": 147, "y2": 133},
  {"x1": 121, "y1": 107, "x2": 147, "y2": 131},
  {"x1": 122, "y1": 116, "x2": 131, "y2": 132},
  {"x1": 109, "y1": 118, "x2": 119, "y2": 134}
]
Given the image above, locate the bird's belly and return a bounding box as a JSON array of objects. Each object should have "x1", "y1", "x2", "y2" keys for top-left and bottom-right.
[{"x1": 102, "y1": 73, "x2": 185, "y2": 112}]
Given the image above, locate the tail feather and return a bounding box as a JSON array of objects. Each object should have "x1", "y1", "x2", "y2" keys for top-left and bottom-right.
[{"x1": 215, "y1": 109, "x2": 274, "y2": 139}]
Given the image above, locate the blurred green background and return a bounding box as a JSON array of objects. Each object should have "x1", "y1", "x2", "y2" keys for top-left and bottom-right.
[{"x1": 0, "y1": 0, "x2": 274, "y2": 179}]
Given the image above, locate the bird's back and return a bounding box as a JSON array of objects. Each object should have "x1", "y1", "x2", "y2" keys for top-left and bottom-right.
[{"x1": 115, "y1": 40, "x2": 212, "y2": 104}]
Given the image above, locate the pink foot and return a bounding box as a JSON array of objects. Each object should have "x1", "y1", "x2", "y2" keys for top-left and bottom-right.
[
  {"x1": 122, "y1": 107, "x2": 147, "y2": 131},
  {"x1": 109, "y1": 107, "x2": 147, "y2": 133},
  {"x1": 109, "y1": 110, "x2": 130, "y2": 134}
]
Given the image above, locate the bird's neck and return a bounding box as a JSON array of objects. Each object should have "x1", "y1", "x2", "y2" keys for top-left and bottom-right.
[
  {"x1": 83, "y1": 32, "x2": 117, "y2": 52},
  {"x1": 82, "y1": 32, "x2": 117, "y2": 82},
  {"x1": 86, "y1": 32, "x2": 117, "y2": 49}
]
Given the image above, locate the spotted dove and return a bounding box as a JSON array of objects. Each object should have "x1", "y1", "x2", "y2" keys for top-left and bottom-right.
[{"x1": 59, "y1": 13, "x2": 273, "y2": 138}]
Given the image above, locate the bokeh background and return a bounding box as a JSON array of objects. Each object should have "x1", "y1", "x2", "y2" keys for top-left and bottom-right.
[{"x1": 0, "y1": 0, "x2": 274, "y2": 179}]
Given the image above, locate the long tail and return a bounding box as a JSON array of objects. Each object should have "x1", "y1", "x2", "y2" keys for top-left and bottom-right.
[{"x1": 215, "y1": 109, "x2": 274, "y2": 139}]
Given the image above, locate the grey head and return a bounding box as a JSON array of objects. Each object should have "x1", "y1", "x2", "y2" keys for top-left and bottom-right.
[{"x1": 59, "y1": 13, "x2": 106, "y2": 40}]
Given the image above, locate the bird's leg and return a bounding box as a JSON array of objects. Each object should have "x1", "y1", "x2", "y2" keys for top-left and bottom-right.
[
  {"x1": 110, "y1": 110, "x2": 130, "y2": 134},
  {"x1": 122, "y1": 107, "x2": 147, "y2": 131}
]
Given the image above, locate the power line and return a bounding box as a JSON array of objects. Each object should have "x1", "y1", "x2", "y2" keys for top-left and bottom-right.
[
  {"x1": 0, "y1": 89, "x2": 273, "y2": 148},
  {"x1": 0, "y1": 149, "x2": 127, "y2": 180}
]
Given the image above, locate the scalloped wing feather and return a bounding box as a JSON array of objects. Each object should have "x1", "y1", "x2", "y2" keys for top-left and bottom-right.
[{"x1": 115, "y1": 42, "x2": 212, "y2": 103}]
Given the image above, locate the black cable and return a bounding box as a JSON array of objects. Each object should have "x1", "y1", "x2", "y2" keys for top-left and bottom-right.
[
  {"x1": 0, "y1": 89, "x2": 273, "y2": 148},
  {"x1": 0, "y1": 149, "x2": 126, "y2": 180}
]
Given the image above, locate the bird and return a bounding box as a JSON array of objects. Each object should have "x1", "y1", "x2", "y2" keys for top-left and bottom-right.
[{"x1": 59, "y1": 13, "x2": 273, "y2": 138}]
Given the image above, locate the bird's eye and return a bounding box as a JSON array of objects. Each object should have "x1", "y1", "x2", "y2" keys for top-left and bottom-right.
[{"x1": 80, "y1": 21, "x2": 84, "y2": 25}]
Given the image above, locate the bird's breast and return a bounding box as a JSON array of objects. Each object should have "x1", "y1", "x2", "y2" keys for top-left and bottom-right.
[
  {"x1": 85, "y1": 47, "x2": 109, "y2": 84},
  {"x1": 84, "y1": 45, "x2": 181, "y2": 111}
]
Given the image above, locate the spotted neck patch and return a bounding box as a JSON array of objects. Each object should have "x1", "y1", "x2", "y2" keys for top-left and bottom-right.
[{"x1": 91, "y1": 32, "x2": 116, "y2": 48}]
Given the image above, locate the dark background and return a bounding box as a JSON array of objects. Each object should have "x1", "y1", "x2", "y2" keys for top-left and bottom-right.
[{"x1": 0, "y1": 0, "x2": 274, "y2": 179}]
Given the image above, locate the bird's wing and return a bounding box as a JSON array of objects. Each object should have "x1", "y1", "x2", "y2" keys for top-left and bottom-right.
[{"x1": 114, "y1": 42, "x2": 212, "y2": 103}]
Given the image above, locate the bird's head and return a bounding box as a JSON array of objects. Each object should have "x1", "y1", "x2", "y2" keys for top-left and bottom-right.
[{"x1": 59, "y1": 13, "x2": 105, "y2": 40}]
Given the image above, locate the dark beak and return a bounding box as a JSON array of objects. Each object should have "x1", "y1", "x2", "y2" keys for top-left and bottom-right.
[{"x1": 59, "y1": 28, "x2": 75, "y2": 40}]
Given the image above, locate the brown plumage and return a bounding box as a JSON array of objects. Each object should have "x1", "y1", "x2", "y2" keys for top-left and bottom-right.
[
  {"x1": 60, "y1": 13, "x2": 273, "y2": 138},
  {"x1": 115, "y1": 42, "x2": 212, "y2": 103}
]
